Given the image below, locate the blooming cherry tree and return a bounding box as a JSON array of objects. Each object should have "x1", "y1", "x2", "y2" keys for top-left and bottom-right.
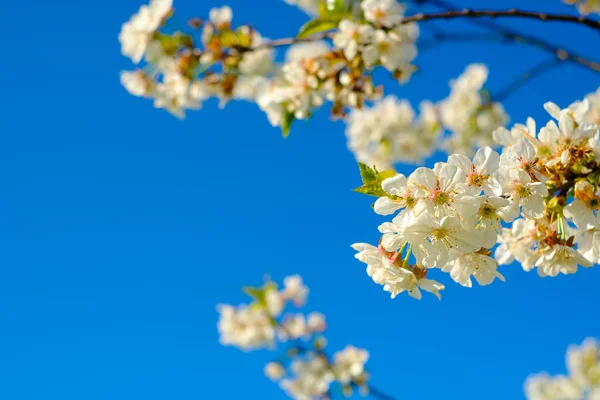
[{"x1": 118, "y1": 0, "x2": 600, "y2": 397}]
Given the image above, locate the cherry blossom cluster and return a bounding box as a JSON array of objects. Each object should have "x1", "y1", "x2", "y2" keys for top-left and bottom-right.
[
  {"x1": 118, "y1": 0, "x2": 420, "y2": 134},
  {"x1": 563, "y1": 0, "x2": 600, "y2": 15},
  {"x1": 353, "y1": 94, "x2": 600, "y2": 300},
  {"x1": 345, "y1": 64, "x2": 506, "y2": 169},
  {"x1": 525, "y1": 338, "x2": 600, "y2": 400},
  {"x1": 119, "y1": 0, "x2": 279, "y2": 118},
  {"x1": 438, "y1": 64, "x2": 508, "y2": 156},
  {"x1": 217, "y1": 275, "x2": 372, "y2": 399}
]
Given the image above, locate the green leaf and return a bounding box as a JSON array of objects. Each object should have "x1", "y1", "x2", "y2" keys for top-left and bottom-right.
[
  {"x1": 242, "y1": 286, "x2": 264, "y2": 301},
  {"x1": 326, "y1": 0, "x2": 347, "y2": 14},
  {"x1": 358, "y1": 162, "x2": 377, "y2": 184},
  {"x1": 297, "y1": 18, "x2": 338, "y2": 39},
  {"x1": 353, "y1": 164, "x2": 397, "y2": 197},
  {"x1": 281, "y1": 112, "x2": 295, "y2": 138},
  {"x1": 377, "y1": 169, "x2": 397, "y2": 181},
  {"x1": 319, "y1": 0, "x2": 348, "y2": 18},
  {"x1": 243, "y1": 282, "x2": 279, "y2": 309},
  {"x1": 318, "y1": 1, "x2": 329, "y2": 18}
]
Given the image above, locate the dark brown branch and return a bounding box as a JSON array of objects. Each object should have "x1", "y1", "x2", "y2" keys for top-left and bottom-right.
[
  {"x1": 493, "y1": 58, "x2": 564, "y2": 102},
  {"x1": 255, "y1": 32, "x2": 332, "y2": 50},
  {"x1": 367, "y1": 384, "x2": 397, "y2": 400},
  {"x1": 400, "y1": 9, "x2": 600, "y2": 32},
  {"x1": 418, "y1": 32, "x2": 513, "y2": 53},
  {"x1": 415, "y1": 0, "x2": 600, "y2": 73}
]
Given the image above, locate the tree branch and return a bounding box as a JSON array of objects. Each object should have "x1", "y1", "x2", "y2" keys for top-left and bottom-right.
[
  {"x1": 414, "y1": 0, "x2": 600, "y2": 73},
  {"x1": 493, "y1": 58, "x2": 564, "y2": 102},
  {"x1": 400, "y1": 9, "x2": 600, "y2": 32},
  {"x1": 368, "y1": 384, "x2": 398, "y2": 400},
  {"x1": 418, "y1": 32, "x2": 513, "y2": 53},
  {"x1": 256, "y1": 33, "x2": 332, "y2": 49}
]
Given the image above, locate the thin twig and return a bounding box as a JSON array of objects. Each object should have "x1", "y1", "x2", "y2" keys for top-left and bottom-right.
[
  {"x1": 368, "y1": 384, "x2": 398, "y2": 400},
  {"x1": 418, "y1": 32, "x2": 512, "y2": 53},
  {"x1": 493, "y1": 58, "x2": 564, "y2": 102},
  {"x1": 255, "y1": 32, "x2": 333, "y2": 49},
  {"x1": 416, "y1": 0, "x2": 600, "y2": 73},
  {"x1": 400, "y1": 9, "x2": 600, "y2": 32}
]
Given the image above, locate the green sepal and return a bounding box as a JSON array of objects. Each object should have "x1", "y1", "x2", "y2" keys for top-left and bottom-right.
[
  {"x1": 353, "y1": 163, "x2": 397, "y2": 197},
  {"x1": 242, "y1": 281, "x2": 278, "y2": 307},
  {"x1": 358, "y1": 162, "x2": 377, "y2": 184},
  {"x1": 282, "y1": 112, "x2": 295, "y2": 138}
]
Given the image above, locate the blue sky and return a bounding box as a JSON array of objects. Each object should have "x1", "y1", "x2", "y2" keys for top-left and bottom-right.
[{"x1": 1, "y1": 0, "x2": 599, "y2": 399}]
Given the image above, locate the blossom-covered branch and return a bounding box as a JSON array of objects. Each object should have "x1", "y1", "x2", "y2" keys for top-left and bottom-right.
[
  {"x1": 217, "y1": 275, "x2": 394, "y2": 400},
  {"x1": 118, "y1": 0, "x2": 600, "y2": 304},
  {"x1": 353, "y1": 91, "x2": 600, "y2": 300}
]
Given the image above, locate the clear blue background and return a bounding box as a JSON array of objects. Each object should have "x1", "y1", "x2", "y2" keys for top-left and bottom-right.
[{"x1": 1, "y1": 0, "x2": 599, "y2": 399}]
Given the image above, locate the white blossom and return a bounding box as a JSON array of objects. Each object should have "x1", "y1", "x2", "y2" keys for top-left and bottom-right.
[
  {"x1": 525, "y1": 373, "x2": 583, "y2": 400},
  {"x1": 525, "y1": 338, "x2": 600, "y2": 400},
  {"x1": 119, "y1": 0, "x2": 172, "y2": 63},
  {"x1": 439, "y1": 64, "x2": 508, "y2": 155},
  {"x1": 566, "y1": 338, "x2": 600, "y2": 387},
  {"x1": 278, "y1": 313, "x2": 310, "y2": 340},
  {"x1": 280, "y1": 355, "x2": 334, "y2": 400},
  {"x1": 216, "y1": 304, "x2": 275, "y2": 350},
  {"x1": 495, "y1": 218, "x2": 538, "y2": 268},
  {"x1": 448, "y1": 146, "x2": 502, "y2": 196},
  {"x1": 283, "y1": 275, "x2": 309, "y2": 306},
  {"x1": 495, "y1": 168, "x2": 548, "y2": 221},
  {"x1": 564, "y1": 181, "x2": 600, "y2": 230},
  {"x1": 351, "y1": 243, "x2": 444, "y2": 300},
  {"x1": 575, "y1": 218, "x2": 600, "y2": 264},
  {"x1": 535, "y1": 245, "x2": 593, "y2": 277},
  {"x1": 238, "y1": 32, "x2": 275, "y2": 77},
  {"x1": 404, "y1": 215, "x2": 480, "y2": 269},
  {"x1": 442, "y1": 250, "x2": 505, "y2": 288},
  {"x1": 332, "y1": 346, "x2": 369, "y2": 384},
  {"x1": 374, "y1": 174, "x2": 418, "y2": 216},
  {"x1": 408, "y1": 163, "x2": 479, "y2": 219},
  {"x1": 265, "y1": 362, "x2": 286, "y2": 381},
  {"x1": 361, "y1": 0, "x2": 406, "y2": 27},
  {"x1": 333, "y1": 19, "x2": 373, "y2": 61},
  {"x1": 362, "y1": 29, "x2": 417, "y2": 72},
  {"x1": 493, "y1": 117, "x2": 537, "y2": 149},
  {"x1": 120, "y1": 70, "x2": 152, "y2": 97},
  {"x1": 153, "y1": 65, "x2": 208, "y2": 119},
  {"x1": 345, "y1": 97, "x2": 440, "y2": 169},
  {"x1": 209, "y1": 6, "x2": 233, "y2": 29},
  {"x1": 307, "y1": 312, "x2": 327, "y2": 333}
]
